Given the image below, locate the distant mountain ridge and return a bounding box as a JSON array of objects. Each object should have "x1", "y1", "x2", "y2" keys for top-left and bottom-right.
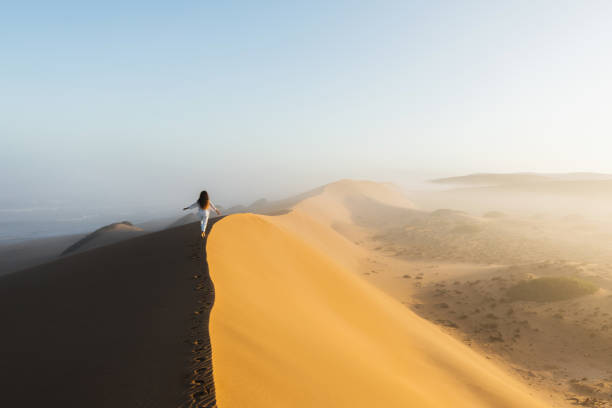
[{"x1": 432, "y1": 172, "x2": 612, "y2": 186}]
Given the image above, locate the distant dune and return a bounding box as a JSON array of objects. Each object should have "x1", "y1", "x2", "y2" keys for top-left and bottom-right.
[
  {"x1": 61, "y1": 221, "x2": 146, "y2": 255},
  {"x1": 243, "y1": 184, "x2": 326, "y2": 215},
  {"x1": 433, "y1": 173, "x2": 555, "y2": 186},
  {"x1": 471, "y1": 179, "x2": 612, "y2": 196},
  {"x1": 432, "y1": 172, "x2": 612, "y2": 187}
]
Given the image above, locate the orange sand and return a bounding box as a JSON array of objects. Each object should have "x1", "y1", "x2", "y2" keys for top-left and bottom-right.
[{"x1": 208, "y1": 213, "x2": 550, "y2": 407}]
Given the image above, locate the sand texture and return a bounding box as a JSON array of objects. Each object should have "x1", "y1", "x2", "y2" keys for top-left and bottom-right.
[{"x1": 207, "y1": 210, "x2": 549, "y2": 407}]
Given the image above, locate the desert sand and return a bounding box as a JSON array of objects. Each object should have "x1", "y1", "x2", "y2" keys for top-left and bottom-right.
[
  {"x1": 0, "y1": 220, "x2": 218, "y2": 408},
  {"x1": 207, "y1": 180, "x2": 552, "y2": 407},
  {"x1": 5, "y1": 177, "x2": 611, "y2": 407},
  {"x1": 251, "y1": 178, "x2": 612, "y2": 407}
]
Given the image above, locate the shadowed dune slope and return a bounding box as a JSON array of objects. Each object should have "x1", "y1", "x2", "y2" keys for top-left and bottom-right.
[
  {"x1": 207, "y1": 213, "x2": 550, "y2": 408},
  {"x1": 0, "y1": 222, "x2": 216, "y2": 408},
  {"x1": 0, "y1": 234, "x2": 84, "y2": 276}
]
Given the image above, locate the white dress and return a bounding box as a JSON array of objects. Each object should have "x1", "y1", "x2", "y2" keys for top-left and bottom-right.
[{"x1": 186, "y1": 201, "x2": 218, "y2": 233}]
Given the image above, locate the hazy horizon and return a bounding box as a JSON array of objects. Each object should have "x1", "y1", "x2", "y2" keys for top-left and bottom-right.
[{"x1": 3, "y1": 1, "x2": 612, "y2": 240}]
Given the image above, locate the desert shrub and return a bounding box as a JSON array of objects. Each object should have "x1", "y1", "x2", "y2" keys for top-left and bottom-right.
[{"x1": 507, "y1": 277, "x2": 598, "y2": 302}]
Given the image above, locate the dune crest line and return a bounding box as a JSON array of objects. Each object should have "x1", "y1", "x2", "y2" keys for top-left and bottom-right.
[{"x1": 179, "y1": 221, "x2": 219, "y2": 408}]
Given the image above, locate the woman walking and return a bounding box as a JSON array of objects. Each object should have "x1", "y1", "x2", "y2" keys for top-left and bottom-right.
[{"x1": 183, "y1": 191, "x2": 221, "y2": 238}]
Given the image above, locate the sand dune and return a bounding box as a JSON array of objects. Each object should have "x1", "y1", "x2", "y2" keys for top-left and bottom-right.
[
  {"x1": 285, "y1": 179, "x2": 418, "y2": 244},
  {"x1": 8, "y1": 178, "x2": 606, "y2": 407},
  {"x1": 265, "y1": 179, "x2": 419, "y2": 271},
  {"x1": 61, "y1": 221, "x2": 146, "y2": 255},
  {"x1": 0, "y1": 221, "x2": 217, "y2": 408},
  {"x1": 207, "y1": 211, "x2": 549, "y2": 407},
  {"x1": 296, "y1": 180, "x2": 612, "y2": 406}
]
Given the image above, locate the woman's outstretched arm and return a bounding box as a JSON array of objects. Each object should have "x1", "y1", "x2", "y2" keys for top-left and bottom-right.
[
  {"x1": 183, "y1": 202, "x2": 198, "y2": 211},
  {"x1": 210, "y1": 201, "x2": 221, "y2": 215}
]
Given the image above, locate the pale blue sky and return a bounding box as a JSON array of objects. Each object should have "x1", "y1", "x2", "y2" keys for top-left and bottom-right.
[{"x1": 2, "y1": 1, "x2": 612, "y2": 209}]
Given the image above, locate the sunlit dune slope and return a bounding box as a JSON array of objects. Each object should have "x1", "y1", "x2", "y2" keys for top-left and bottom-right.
[
  {"x1": 293, "y1": 179, "x2": 416, "y2": 226},
  {"x1": 207, "y1": 213, "x2": 550, "y2": 408},
  {"x1": 272, "y1": 179, "x2": 418, "y2": 268}
]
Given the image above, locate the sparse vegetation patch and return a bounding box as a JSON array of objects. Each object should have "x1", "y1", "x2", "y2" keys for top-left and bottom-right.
[
  {"x1": 451, "y1": 224, "x2": 482, "y2": 234},
  {"x1": 507, "y1": 277, "x2": 598, "y2": 302}
]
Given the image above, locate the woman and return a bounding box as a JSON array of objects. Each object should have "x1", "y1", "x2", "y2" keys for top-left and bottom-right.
[{"x1": 183, "y1": 190, "x2": 221, "y2": 238}]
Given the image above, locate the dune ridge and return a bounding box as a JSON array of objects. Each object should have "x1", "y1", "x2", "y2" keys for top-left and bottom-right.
[
  {"x1": 207, "y1": 207, "x2": 550, "y2": 407},
  {"x1": 61, "y1": 221, "x2": 145, "y2": 255}
]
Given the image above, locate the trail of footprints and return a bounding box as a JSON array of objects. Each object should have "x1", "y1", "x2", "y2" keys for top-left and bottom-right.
[{"x1": 179, "y1": 239, "x2": 217, "y2": 408}]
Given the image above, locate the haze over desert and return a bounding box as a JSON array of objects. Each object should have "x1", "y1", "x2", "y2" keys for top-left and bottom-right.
[{"x1": 3, "y1": 2, "x2": 612, "y2": 407}]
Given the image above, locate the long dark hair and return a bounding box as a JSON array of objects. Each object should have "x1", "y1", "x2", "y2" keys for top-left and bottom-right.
[{"x1": 197, "y1": 190, "x2": 210, "y2": 209}]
